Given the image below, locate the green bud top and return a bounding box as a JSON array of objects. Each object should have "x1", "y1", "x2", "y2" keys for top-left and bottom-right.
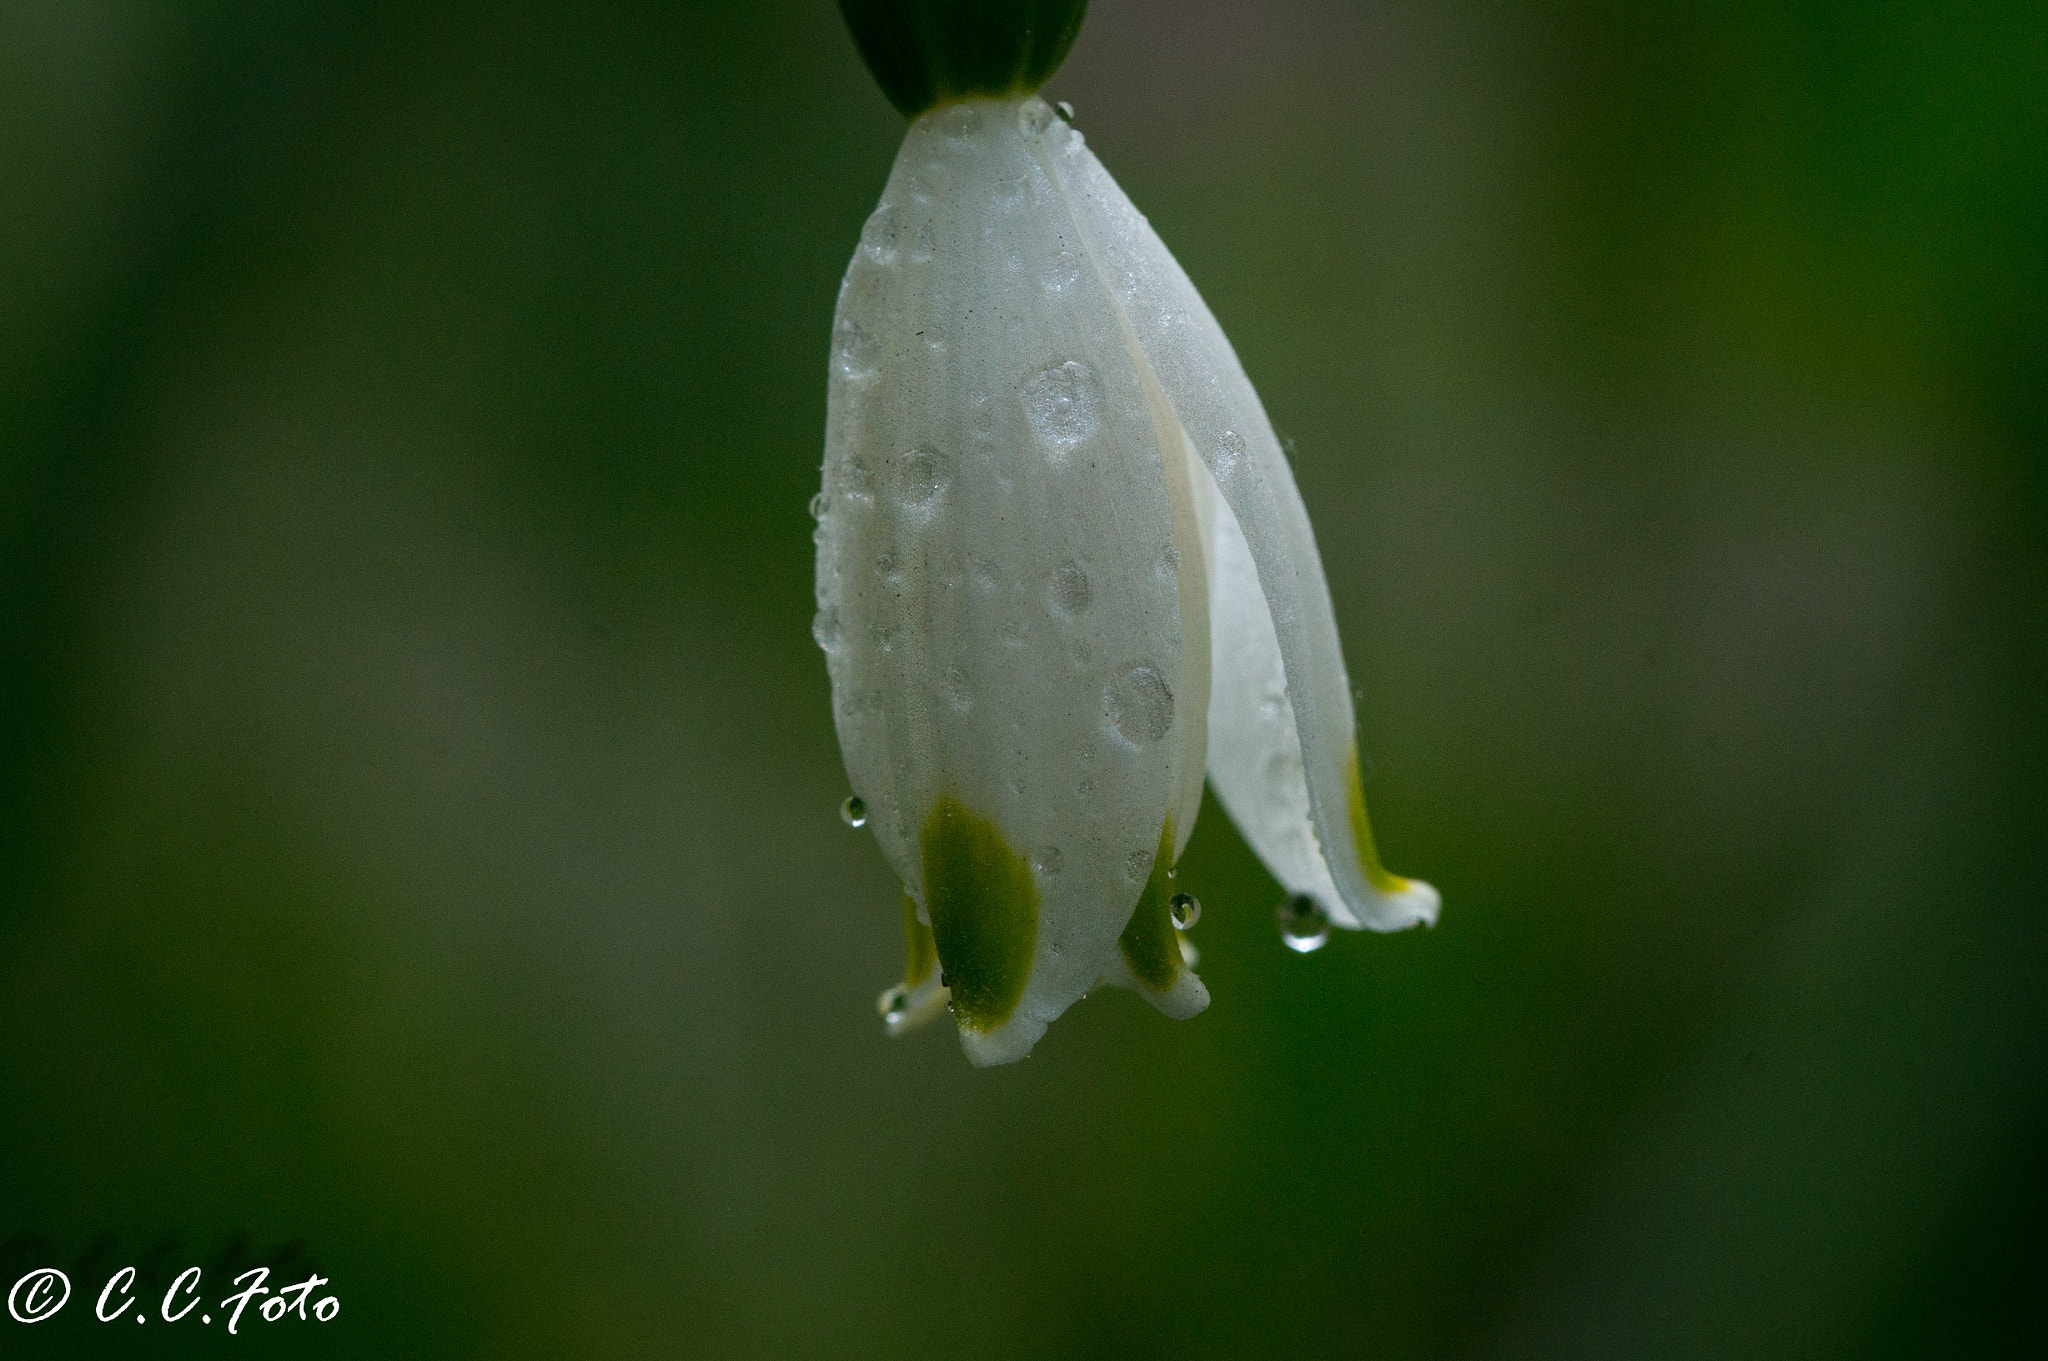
[{"x1": 838, "y1": 0, "x2": 1088, "y2": 119}]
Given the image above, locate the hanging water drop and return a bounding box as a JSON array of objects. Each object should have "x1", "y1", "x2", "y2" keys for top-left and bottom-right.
[
  {"x1": 877, "y1": 985, "x2": 908, "y2": 1019},
  {"x1": 1277, "y1": 894, "x2": 1330, "y2": 953},
  {"x1": 840, "y1": 795, "x2": 868, "y2": 828},
  {"x1": 1169, "y1": 892, "x2": 1201, "y2": 930},
  {"x1": 1055, "y1": 101, "x2": 1076, "y2": 124}
]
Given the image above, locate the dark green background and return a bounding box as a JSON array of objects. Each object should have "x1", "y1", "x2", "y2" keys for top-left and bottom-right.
[{"x1": 4, "y1": 2, "x2": 2043, "y2": 1356}]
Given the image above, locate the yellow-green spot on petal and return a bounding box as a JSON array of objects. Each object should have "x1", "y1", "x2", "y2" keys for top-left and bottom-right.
[
  {"x1": 1346, "y1": 747, "x2": 1416, "y2": 896},
  {"x1": 900, "y1": 891, "x2": 938, "y2": 989},
  {"x1": 1117, "y1": 818, "x2": 1180, "y2": 990},
  {"x1": 920, "y1": 797, "x2": 1038, "y2": 1031}
]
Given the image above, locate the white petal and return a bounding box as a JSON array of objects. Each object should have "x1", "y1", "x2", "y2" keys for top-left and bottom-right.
[
  {"x1": 817, "y1": 98, "x2": 1208, "y2": 1064},
  {"x1": 1192, "y1": 454, "x2": 1343, "y2": 913},
  {"x1": 1034, "y1": 99, "x2": 1437, "y2": 932}
]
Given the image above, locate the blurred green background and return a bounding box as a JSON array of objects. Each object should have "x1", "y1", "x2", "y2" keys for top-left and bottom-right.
[{"x1": 3, "y1": 1, "x2": 2044, "y2": 1356}]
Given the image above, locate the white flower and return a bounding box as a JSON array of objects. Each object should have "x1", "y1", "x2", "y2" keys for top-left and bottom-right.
[{"x1": 815, "y1": 95, "x2": 1437, "y2": 1066}]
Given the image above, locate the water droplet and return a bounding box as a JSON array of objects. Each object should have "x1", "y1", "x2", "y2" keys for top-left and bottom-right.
[
  {"x1": 1018, "y1": 101, "x2": 1053, "y2": 136},
  {"x1": 939, "y1": 105, "x2": 982, "y2": 140},
  {"x1": 877, "y1": 985, "x2": 908, "y2": 1018},
  {"x1": 868, "y1": 624, "x2": 893, "y2": 651},
  {"x1": 833, "y1": 319, "x2": 880, "y2": 384},
  {"x1": 1105, "y1": 663, "x2": 1174, "y2": 745},
  {"x1": 910, "y1": 224, "x2": 935, "y2": 263},
  {"x1": 1031, "y1": 846, "x2": 1063, "y2": 877},
  {"x1": 840, "y1": 795, "x2": 868, "y2": 828},
  {"x1": 859, "y1": 206, "x2": 901, "y2": 266},
  {"x1": 943, "y1": 666, "x2": 975, "y2": 711},
  {"x1": 1125, "y1": 848, "x2": 1155, "y2": 882},
  {"x1": 1048, "y1": 560, "x2": 1092, "y2": 616},
  {"x1": 897, "y1": 445, "x2": 950, "y2": 512},
  {"x1": 1056, "y1": 101, "x2": 1076, "y2": 124},
  {"x1": 1078, "y1": 744, "x2": 1096, "y2": 764},
  {"x1": 1020, "y1": 359, "x2": 1103, "y2": 458},
  {"x1": 1075, "y1": 778, "x2": 1093, "y2": 796},
  {"x1": 906, "y1": 175, "x2": 934, "y2": 204},
  {"x1": 1215, "y1": 429, "x2": 1247, "y2": 477},
  {"x1": 874, "y1": 550, "x2": 899, "y2": 579},
  {"x1": 1169, "y1": 893, "x2": 1202, "y2": 930},
  {"x1": 811, "y1": 607, "x2": 841, "y2": 650},
  {"x1": 1041, "y1": 250, "x2": 1081, "y2": 294},
  {"x1": 1277, "y1": 894, "x2": 1330, "y2": 953},
  {"x1": 809, "y1": 491, "x2": 830, "y2": 520},
  {"x1": 841, "y1": 455, "x2": 875, "y2": 500}
]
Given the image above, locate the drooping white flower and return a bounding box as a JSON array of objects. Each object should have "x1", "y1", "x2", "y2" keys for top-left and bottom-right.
[{"x1": 816, "y1": 15, "x2": 1436, "y2": 1067}]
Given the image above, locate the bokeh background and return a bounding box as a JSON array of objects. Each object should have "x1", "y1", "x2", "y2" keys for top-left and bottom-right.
[{"x1": 4, "y1": 1, "x2": 2044, "y2": 1356}]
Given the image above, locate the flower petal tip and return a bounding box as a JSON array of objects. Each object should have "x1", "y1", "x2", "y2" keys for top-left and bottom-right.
[
  {"x1": 957, "y1": 1012, "x2": 1049, "y2": 1068},
  {"x1": 1371, "y1": 876, "x2": 1441, "y2": 932}
]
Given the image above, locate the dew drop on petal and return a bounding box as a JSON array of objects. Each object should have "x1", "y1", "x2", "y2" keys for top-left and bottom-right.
[
  {"x1": 840, "y1": 795, "x2": 868, "y2": 828},
  {"x1": 874, "y1": 550, "x2": 899, "y2": 580},
  {"x1": 943, "y1": 666, "x2": 975, "y2": 711},
  {"x1": 939, "y1": 105, "x2": 982, "y2": 140},
  {"x1": 1214, "y1": 429, "x2": 1247, "y2": 477},
  {"x1": 1169, "y1": 893, "x2": 1201, "y2": 930},
  {"x1": 897, "y1": 445, "x2": 951, "y2": 512},
  {"x1": 809, "y1": 491, "x2": 829, "y2": 520},
  {"x1": 841, "y1": 455, "x2": 875, "y2": 501},
  {"x1": 1125, "y1": 848, "x2": 1155, "y2": 882},
  {"x1": 811, "y1": 607, "x2": 841, "y2": 651},
  {"x1": 1056, "y1": 101, "x2": 1076, "y2": 124},
  {"x1": 833, "y1": 319, "x2": 880, "y2": 384},
  {"x1": 1277, "y1": 894, "x2": 1330, "y2": 953},
  {"x1": 1031, "y1": 845, "x2": 1063, "y2": 877},
  {"x1": 1041, "y1": 250, "x2": 1081, "y2": 295},
  {"x1": 1105, "y1": 663, "x2": 1174, "y2": 745},
  {"x1": 1020, "y1": 359, "x2": 1102, "y2": 457},
  {"x1": 859, "y1": 206, "x2": 901, "y2": 266},
  {"x1": 1018, "y1": 101, "x2": 1053, "y2": 136},
  {"x1": 1048, "y1": 560, "x2": 1092, "y2": 616}
]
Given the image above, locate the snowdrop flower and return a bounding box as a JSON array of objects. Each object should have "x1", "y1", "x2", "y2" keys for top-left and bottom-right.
[{"x1": 816, "y1": 0, "x2": 1437, "y2": 1065}]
